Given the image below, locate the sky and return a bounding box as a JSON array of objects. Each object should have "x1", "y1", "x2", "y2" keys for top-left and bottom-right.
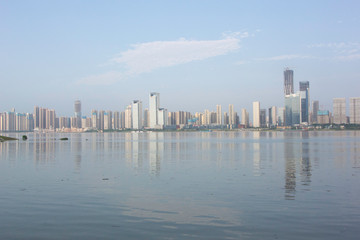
[{"x1": 1, "y1": 0, "x2": 360, "y2": 117}]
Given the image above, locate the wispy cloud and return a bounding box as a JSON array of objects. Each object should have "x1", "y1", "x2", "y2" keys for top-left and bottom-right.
[
  {"x1": 308, "y1": 42, "x2": 360, "y2": 55},
  {"x1": 77, "y1": 71, "x2": 125, "y2": 85},
  {"x1": 79, "y1": 32, "x2": 248, "y2": 85},
  {"x1": 256, "y1": 54, "x2": 314, "y2": 61},
  {"x1": 112, "y1": 34, "x2": 244, "y2": 75}
]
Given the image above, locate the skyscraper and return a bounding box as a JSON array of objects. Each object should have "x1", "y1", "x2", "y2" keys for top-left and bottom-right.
[
  {"x1": 350, "y1": 97, "x2": 360, "y2": 124},
  {"x1": 311, "y1": 101, "x2": 319, "y2": 124},
  {"x1": 74, "y1": 100, "x2": 82, "y2": 128},
  {"x1": 268, "y1": 106, "x2": 277, "y2": 127},
  {"x1": 253, "y1": 101, "x2": 260, "y2": 128},
  {"x1": 299, "y1": 81, "x2": 310, "y2": 124},
  {"x1": 333, "y1": 98, "x2": 346, "y2": 124},
  {"x1": 285, "y1": 93, "x2": 301, "y2": 126},
  {"x1": 216, "y1": 105, "x2": 222, "y2": 125},
  {"x1": 241, "y1": 108, "x2": 249, "y2": 127},
  {"x1": 229, "y1": 104, "x2": 235, "y2": 126},
  {"x1": 158, "y1": 108, "x2": 168, "y2": 127},
  {"x1": 284, "y1": 68, "x2": 294, "y2": 96},
  {"x1": 132, "y1": 100, "x2": 143, "y2": 129},
  {"x1": 149, "y1": 92, "x2": 160, "y2": 128},
  {"x1": 91, "y1": 110, "x2": 98, "y2": 129}
]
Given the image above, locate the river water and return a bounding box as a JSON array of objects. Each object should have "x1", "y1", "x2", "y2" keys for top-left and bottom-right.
[{"x1": 0, "y1": 131, "x2": 359, "y2": 239}]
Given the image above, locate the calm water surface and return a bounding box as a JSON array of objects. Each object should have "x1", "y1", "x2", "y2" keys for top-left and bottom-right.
[{"x1": 0, "y1": 131, "x2": 359, "y2": 239}]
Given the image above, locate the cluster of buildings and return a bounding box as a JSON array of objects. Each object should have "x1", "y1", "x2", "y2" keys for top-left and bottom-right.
[{"x1": 1, "y1": 69, "x2": 360, "y2": 132}]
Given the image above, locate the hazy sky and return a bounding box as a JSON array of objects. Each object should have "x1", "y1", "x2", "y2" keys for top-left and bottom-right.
[{"x1": 1, "y1": 0, "x2": 360, "y2": 117}]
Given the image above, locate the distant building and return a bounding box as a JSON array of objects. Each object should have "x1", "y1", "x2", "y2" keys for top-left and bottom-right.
[
  {"x1": 91, "y1": 110, "x2": 98, "y2": 129},
  {"x1": 253, "y1": 101, "x2": 260, "y2": 128},
  {"x1": 216, "y1": 105, "x2": 222, "y2": 125},
  {"x1": 277, "y1": 107, "x2": 285, "y2": 126},
  {"x1": 285, "y1": 93, "x2": 301, "y2": 126},
  {"x1": 299, "y1": 81, "x2": 310, "y2": 124},
  {"x1": 350, "y1": 97, "x2": 360, "y2": 124},
  {"x1": 333, "y1": 98, "x2": 346, "y2": 124},
  {"x1": 311, "y1": 101, "x2": 319, "y2": 124},
  {"x1": 241, "y1": 108, "x2": 249, "y2": 127},
  {"x1": 260, "y1": 109, "x2": 267, "y2": 128},
  {"x1": 74, "y1": 100, "x2": 82, "y2": 128},
  {"x1": 149, "y1": 92, "x2": 160, "y2": 128},
  {"x1": 284, "y1": 68, "x2": 294, "y2": 95},
  {"x1": 157, "y1": 108, "x2": 168, "y2": 128},
  {"x1": 132, "y1": 100, "x2": 143, "y2": 129},
  {"x1": 268, "y1": 106, "x2": 277, "y2": 127},
  {"x1": 317, "y1": 110, "x2": 331, "y2": 124}
]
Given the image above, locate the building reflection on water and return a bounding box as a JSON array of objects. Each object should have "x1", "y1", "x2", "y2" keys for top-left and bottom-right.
[{"x1": 284, "y1": 131, "x2": 312, "y2": 200}]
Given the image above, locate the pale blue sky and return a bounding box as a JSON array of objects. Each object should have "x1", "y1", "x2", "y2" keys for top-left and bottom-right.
[{"x1": 1, "y1": 0, "x2": 359, "y2": 117}]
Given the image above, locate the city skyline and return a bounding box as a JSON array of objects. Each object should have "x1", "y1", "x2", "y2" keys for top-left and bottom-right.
[{"x1": 1, "y1": 1, "x2": 360, "y2": 116}]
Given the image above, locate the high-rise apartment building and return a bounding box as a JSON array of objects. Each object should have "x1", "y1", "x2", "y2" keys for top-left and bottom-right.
[
  {"x1": 333, "y1": 98, "x2": 346, "y2": 124},
  {"x1": 91, "y1": 110, "x2": 98, "y2": 129},
  {"x1": 260, "y1": 109, "x2": 267, "y2": 127},
  {"x1": 350, "y1": 97, "x2": 360, "y2": 124},
  {"x1": 149, "y1": 92, "x2": 160, "y2": 128},
  {"x1": 268, "y1": 106, "x2": 277, "y2": 127},
  {"x1": 74, "y1": 100, "x2": 82, "y2": 128},
  {"x1": 241, "y1": 108, "x2": 249, "y2": 127},
  {"x1": 284, "y1": 68, "x2": 294, "y2": 95},
  {"x1": 229, "y1": 104, "x2": 235, "y2": 126},
  {"x1": 285, "y1": 93, "x2": 301, "y2": 126},
  {"x1": 125, "y1": 105, "x2": 132, "y2": 129},
  {"x1": 216, "y1": 105, "x2": 222, "y2": 125},
  {"x1": 299, "y1": 81, "x2": 310, "y2": 124},
  {"x1": 158, "y1": 108, "x2": 167, "y2": 127},
  {"x1": 253, "y1": 101, "x2": 260, "y2": 128},
  {"x1": 311, "y1": 101, "x2": 319, "y2": 124},
  {"x1": 132, "y1": 100, "x2": 143, "y2": 129}
]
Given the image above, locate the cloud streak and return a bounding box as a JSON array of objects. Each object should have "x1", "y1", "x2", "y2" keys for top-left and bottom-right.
[
  {"x1": 256, "y1": 54, "x2": 314, "y2": 61},
  {"x1": 112, "y1": 35, "x2": 243, "y2": 75},
  {"x1": 78, "y1": 33, "x2": 247, "y2": 85}
]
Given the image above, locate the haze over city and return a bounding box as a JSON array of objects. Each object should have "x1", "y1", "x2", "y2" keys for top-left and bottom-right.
[{"x1": 1, "y1": 1, "x2": 360, "y2": 116}]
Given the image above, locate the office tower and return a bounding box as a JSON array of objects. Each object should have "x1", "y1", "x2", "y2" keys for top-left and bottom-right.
[
  {"x1": 113, "y1": 111, "x2": 120, "y2": 129},
  {"x1": 260, "y1": 109, "x2": 266, "y2": 127},
  {"x1": 229, "y1": 104, "x2": 235, "y2": 126},
  {"x1": 333, "y1": 98, "x2": 346, "y2": 124},
  {"x1": 104, "y1": 111, "x2": 112, "y2": 130},
  {"x1": 285, "y1": 93, "x2": 301, "y2": 126},
  {"x1": 74, "y1": 100, "x2": 82, "y2": 128},
  {"x1": 311, "y1": 101, "x2": 319, "y2": 124},
  {"x1": 350, "y1": 97, "x2": 360, "y2": 124},
  {"x1": 120, "y1": 111, "x2": 125, "y2": 129},
  {"x1": 299, "y1": 81, "x2": 310, "y2": 124},
  {"x1": 81, "y1": 116, "x2": 88, "y2": 128},
  {"x1": 149, "y1": 92, "x2": 160, "y2": 128},
  {"x1": 223, "y1": 112, "x2": 229, "y2": 125},
  {"x1": 26, "y1": 113, "x2": 34, "y2": 131},
  {"x1": 253, "y1": 101, "x2": 260, "y2": 128},
  {"x1": 143, "y1": 109, "x2": 149, "y2": 128},
  {"x1": 125, "y1": 105, "x2": 132, "y2": 129},
  {"x1": 91, "y1": 110, "x2": 98, "y2": 129},
  {"x1": 33, "y1": 106, "x2": 40, "y2": 129},
  {"x1": 158, "y1": 108, "x2": 167, "y2": 127},
  {"x1": 317, "y1": 110, "x2": 331, "y2": 124},
  {"x1": 216, "y1": 105, "x2": 222, "y2": 125},
  {"x1": 59, "y1": 117, "x2": 69, "y2": 129},
  {"x1": 284, "y1": 68, "x2": 294, "y2": 95},
  {"x1": 268, "y1": 106, "x2": 277, "y2": 127},
  {"x1": 39, "y1": 108, "x2": 47, "y2": 129},
  {"x1": 70, "y1": 117, "x2": 77, "y2": 128},
  {"x1": 132, "y1": 100, "x2": 143, "y2": 129},
  {"x1": 241, "y1": 108, "x2": 249, "y2": 127},
  {"x1": 46, "y1": 109, "x2": 56, "y2": 130},
  {"x1": 277, "y1": 107, "x2": 285, "y2": 126},
  {"x1": 98, "y1": 110, "x2": 105, "y2": 130}
]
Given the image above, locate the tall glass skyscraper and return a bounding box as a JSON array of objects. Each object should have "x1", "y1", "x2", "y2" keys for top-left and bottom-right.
[
  {"x1": 149, "y1": 92, "x2": 160, "y2": 128},
  {"x1": 284, "y1": 68, "x2": 294, "y2": 96},
  {"x1": 74, "y1": 100, "x2": 82, "y2": 128},
  {"x1": 299, "y1": 81, "x2": 310, "y2": 124}
]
